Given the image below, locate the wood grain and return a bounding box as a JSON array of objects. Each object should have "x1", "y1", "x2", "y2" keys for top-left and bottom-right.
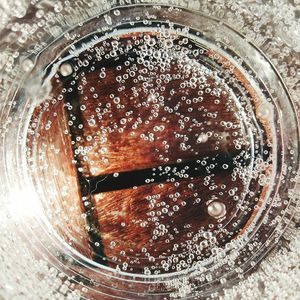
[
  {"x1": 94, "y1": 174, "x2": 246, "y2": 273},
  {"x1": 78, "y1": 61, "x2": 244, "y2": 177},
  {"x1": 27, "y1": 32, "x2": 264, "y2": 275}
]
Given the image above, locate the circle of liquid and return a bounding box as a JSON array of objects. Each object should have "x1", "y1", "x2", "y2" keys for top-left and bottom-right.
[{"x1": 6, "y1": 4, "x2": 299, "y2": 299}]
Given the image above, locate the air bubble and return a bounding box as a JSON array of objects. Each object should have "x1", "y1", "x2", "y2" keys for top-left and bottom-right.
[
  {"x1": 197, "y1": 133, "x2": 208, "y2": 143},
  {"x1": 88, "y1": 119, "x2": 96, "y2": 127},
  {"x1": 120, "y1": 118, "x2": 127, "y2": 125},
  {"x1": 257, "y1": 103, "x2": 273, "y2": 119},
  {"x1": 59, "y1": 62, "x2": 73, "y2": 77},
  {"x1": 207, "y1": 202, "x2": 227, "y2": 219},
  {"x1": 104, "y1": 14, "x2": 112, "y2": 25},
  {"x1": 22, "y1": 58, "x2": 34, "y2": 72}
]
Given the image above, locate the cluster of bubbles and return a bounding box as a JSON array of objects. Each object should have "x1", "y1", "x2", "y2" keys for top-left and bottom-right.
[
  {"x1": 1, "y1": 1, "x2": 297, "y2": 299},
  {"x1": 43, "y1": 26, "x2": 275, "y2": 275}
]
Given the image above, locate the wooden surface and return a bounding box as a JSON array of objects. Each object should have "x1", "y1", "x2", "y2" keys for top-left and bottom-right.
[
  {"x1": 27, "y1": 32, "x2": 266, "y2": 275},
  {"x1": 78, "y1": 67, "x2": 242, "y2": 177}
]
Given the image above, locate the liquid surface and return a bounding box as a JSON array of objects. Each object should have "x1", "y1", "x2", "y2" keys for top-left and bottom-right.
[
  {"x1": 28, "y1": 27, "x2": 273, "y2": 275},
  {"x1": 1, "y1": 2, "x2": 299, "y2": 299}
]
